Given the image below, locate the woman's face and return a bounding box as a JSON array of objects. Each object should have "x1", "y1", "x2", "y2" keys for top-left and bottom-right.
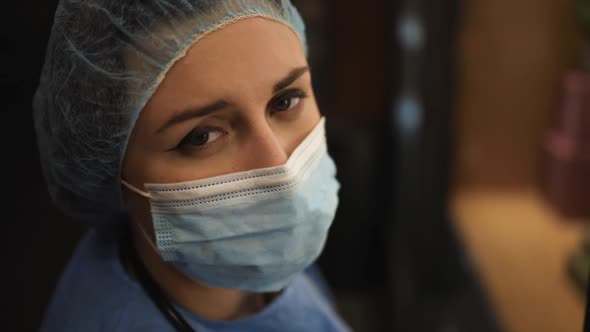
[{"x1": 122, "y1": 18, "x2": 320, "y2": 220}]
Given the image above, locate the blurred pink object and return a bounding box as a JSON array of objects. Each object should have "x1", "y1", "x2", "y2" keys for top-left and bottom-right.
[{"x1": 543, "y1": 70, "x2": 590, "y2": 219}]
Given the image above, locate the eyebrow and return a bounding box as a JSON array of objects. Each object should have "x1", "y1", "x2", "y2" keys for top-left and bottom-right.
[
  {"x1": 155, "y1": 66, "x2": 310, "y2": 134},
  {"x1": 273, "y1": 66, "x2": 309, "y2": 94},
  {"x1": 156, "y1": 100, "x2": 229, "y2": 134}
]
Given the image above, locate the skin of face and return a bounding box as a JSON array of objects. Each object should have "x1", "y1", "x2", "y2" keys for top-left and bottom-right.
[{"x1": 120, "y1": 17, "x2": 321, "y2": 320}]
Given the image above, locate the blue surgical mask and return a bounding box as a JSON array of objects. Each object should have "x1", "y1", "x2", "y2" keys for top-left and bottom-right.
[{"x1": 121, "y1": 118, "x2": 340, "y2": 292}]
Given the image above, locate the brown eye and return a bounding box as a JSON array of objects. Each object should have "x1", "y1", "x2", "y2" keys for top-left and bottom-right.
[
  {"x1": 270, "y1": 89, "x2": 306, "y2": 113},
  {"x1": 178, "y1": 127, "x2": 225, "y2": 148}
]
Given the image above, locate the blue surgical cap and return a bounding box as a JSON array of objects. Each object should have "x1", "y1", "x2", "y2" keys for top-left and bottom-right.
[{"x1": 33, "y1": 0, "x2": 308, "y2": 224}]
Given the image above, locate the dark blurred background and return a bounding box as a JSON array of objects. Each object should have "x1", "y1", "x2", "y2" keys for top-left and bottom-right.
[{"x1": 3, "y1": 0, "x2": 589, "y2": 331}]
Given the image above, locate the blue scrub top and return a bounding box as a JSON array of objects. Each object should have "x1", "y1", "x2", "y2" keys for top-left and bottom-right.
[{"x1": 40, "y1": 225, "x2": 352, "y2": 332}]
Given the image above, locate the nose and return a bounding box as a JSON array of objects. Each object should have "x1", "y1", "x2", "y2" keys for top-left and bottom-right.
[{"x1": 243, "y1": 120, "x2": 289, "y2": 169}]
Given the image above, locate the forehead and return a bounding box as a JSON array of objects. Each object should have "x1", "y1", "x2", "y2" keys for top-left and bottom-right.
[{"x1": 144, "y1": 17, "x2": 307, "y2": 111}]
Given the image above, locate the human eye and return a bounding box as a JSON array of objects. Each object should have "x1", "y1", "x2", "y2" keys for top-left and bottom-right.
[
  {"x1": 269, "y1": 88, "x2": 308, "y2": 114},
  {"x1": 176, "y1": 126, "x2": 227, "y2": 150}
]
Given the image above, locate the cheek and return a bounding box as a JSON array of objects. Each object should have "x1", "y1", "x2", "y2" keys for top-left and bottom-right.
[
  {"x1": 284, "y1": 103, "x2": 321, "y2": 155},
  {"x1": 123, "y1": 190, "x2": 155, "y2": 233},
  {"x1": 143, "y1": 146, "x2": 243, "y2": 184}
]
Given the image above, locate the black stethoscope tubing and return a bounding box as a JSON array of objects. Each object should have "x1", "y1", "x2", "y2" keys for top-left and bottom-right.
[{"x1": 122, "y1": 232, "x2": 196, "y2": 332}]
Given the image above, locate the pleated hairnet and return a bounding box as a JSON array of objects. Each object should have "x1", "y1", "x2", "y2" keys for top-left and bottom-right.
[{"x1": 33, "y1": 0, "x2": 307, "y2": 223}]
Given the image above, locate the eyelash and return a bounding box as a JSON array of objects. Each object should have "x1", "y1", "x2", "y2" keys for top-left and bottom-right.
[
  {"x1": 269, "y1": 88, "x2": 307, "y2": 114},
  {"x1": 175, "y1": 88, "x2": 308, "y2": 152},
  {"x1": 176, "y1": 126, "x2": 227, "y2": 152}
]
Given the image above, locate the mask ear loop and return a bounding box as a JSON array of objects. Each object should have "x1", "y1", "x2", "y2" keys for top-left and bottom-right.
[
  {"x1": 121, "y1": 179, "x2": 151, "y2": 198},
  {"x1": 134, "y1": 221, "x2": 163, "y2": 255},
  {"x1": 120, "y1": 179, "x2": 160, "y2": 253}
]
